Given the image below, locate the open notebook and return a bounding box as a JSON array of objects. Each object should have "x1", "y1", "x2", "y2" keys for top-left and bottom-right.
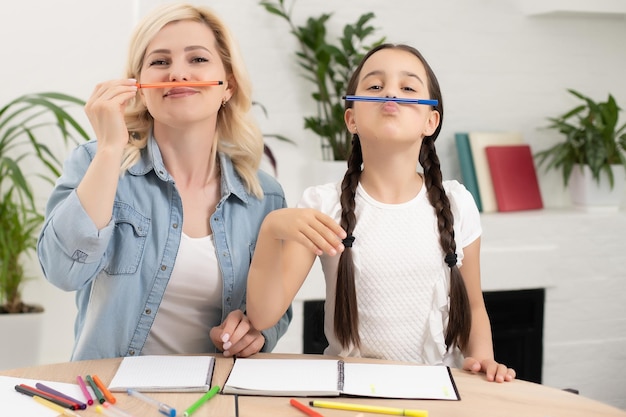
[
  {"x1": 222, "y1": 358, "x2": 459, "y2": 400},
  {"x1": 108, "y1": 355, "x2": 215, "y2": 392}
]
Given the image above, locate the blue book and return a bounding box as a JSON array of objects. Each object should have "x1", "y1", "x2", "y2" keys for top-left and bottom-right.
[{"x1": 455, "y1": 133, "x2": 482, "y2": 212}]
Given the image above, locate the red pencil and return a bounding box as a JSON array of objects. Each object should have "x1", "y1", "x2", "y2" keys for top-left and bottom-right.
[
  {"x1": 35, "y1": 382, "x2": 87, "y2": 409},
  {"x1": 15, "y1": 384, "x2": 79, "y2": 410},
  {"x1": 290, "y1": 398, "x2": 325, "y2": 417}
]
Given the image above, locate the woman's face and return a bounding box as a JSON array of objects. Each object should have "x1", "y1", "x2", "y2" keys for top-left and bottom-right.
[
  {"x1": 139, "y1": 19, "x2": 231, "y2": 129},
  {"x1": 345, "y1": 48, "x2": 439, "y2": 148}
]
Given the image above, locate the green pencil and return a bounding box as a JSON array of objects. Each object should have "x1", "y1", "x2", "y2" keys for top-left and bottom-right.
[
  {"x1": 183, "y1": 385, "x2": 220, "y2": 417},
  {"x1": 85, "y1": 375, "x2": 105, "y2": 404}
]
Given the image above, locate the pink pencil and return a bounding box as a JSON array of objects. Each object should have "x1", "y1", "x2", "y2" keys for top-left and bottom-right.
[{"x1": 76, "y1": 375, "x2": 94, "y2": 406}]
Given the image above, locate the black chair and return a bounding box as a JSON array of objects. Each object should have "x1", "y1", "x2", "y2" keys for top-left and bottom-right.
[{"x1": 302, "y1": 299, "x2": 328, "y2": 354}]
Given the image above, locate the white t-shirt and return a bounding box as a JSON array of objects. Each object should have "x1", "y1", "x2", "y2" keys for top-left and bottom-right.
[
  {"x1": 142, "y1": 233, "x2": 223, "y2": 355},
  {"x1": 297, "y1": 179, "x2": 481, "y2": 365}
]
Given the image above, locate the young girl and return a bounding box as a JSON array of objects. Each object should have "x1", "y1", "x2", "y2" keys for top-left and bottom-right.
[{"x1": 247, "y1": 43, "x2": 514, "y2": 382}]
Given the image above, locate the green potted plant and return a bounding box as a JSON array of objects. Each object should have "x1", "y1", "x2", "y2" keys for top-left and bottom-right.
[
  {"x1": 1, "y1": 92, "x2": 89, "y2": 368},
  {"x1": 535, "y1": 89, "x2": 626, "y2": 209},
  {"x1": 259, "y1": 0, "x2": 385, "y2": 161}
]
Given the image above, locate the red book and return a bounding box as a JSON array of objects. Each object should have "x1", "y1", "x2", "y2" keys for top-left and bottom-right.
[{"x1": 485, "y1": 144, "x2": 543, "y2": 212}]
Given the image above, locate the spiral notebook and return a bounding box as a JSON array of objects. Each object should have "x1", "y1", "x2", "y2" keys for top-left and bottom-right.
[
  {"x1": 108, "y1": 355, "x2": 215, "y2": 392},
  {"x1": 222, "y1": 358, "x2": 459, "y2": 400}
]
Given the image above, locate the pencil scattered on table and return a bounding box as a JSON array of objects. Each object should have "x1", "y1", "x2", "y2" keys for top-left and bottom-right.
[
  {"x1": 35, "y1": 382, "x2": 87, "y2": 409},
  {"x1": 127, "y1": 388, "x2": 176, "y2": 417},
  {"x1": 86, "y1": 375, "x2": 106, "y2": 404},
  {"x1": 290, "y1": 398, "x2": 324, "y2": 417},
  {"x1": 93, "y1": 374, "x2": 117, "y2": 404},
  {"x1": 96, "y1": 405, "x2": 114, "y2": 416},
  {"x1": 76, "y1": 375, "x2": 95, "y2": 405},
  {"x1": 309, "y1": 400, "x2": 429, "y2": 417},
  {"x1": 33, "y1": 395, "x2": 81, "y2": 417},
  {"x1": 14, "y1": 383, "x2": 80, "y2": 410},
  {"x1": 183, "y1": 385, "x2": 220, "y2": 417},
  {"x1": 102, "y1": 401, "x2": 136, "y2": 417}
]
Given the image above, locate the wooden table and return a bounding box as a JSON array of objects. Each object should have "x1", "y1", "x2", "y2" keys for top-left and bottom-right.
[{"x1": 2, "y1": 353, "x2": 625, "y2": 417}]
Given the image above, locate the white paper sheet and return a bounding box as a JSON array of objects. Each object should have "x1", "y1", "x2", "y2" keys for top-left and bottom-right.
[{"x1": 0, "y1": 375, "x2": 88, "y2": 416}]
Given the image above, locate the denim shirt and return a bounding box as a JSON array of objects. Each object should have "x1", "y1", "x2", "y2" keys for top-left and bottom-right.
[{"x1": 37, "y1": 137, "x2": 292, "y2": 360}]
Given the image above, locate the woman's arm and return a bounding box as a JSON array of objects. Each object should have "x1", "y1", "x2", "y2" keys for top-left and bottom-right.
[
  {"x1": 78, "y1": 79, "x2": 138, "y2": 228},
  {"x1": 37, "y1": 145, "x2": 116, "y2": 291}
]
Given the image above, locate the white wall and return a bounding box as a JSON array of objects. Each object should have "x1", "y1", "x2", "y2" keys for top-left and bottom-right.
[{"x1": 2, "y1": 0, "x2": 626, "y2": 409}]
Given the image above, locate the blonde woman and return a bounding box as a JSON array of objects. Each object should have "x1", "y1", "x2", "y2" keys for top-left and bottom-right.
[{"x1": 38, "y1": 3, "x2": 291, "y2": 360}]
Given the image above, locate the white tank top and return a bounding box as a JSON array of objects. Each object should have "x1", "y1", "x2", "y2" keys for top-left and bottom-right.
[{"x1": 142, "y1": 233, "x2": 223, "y2": 354}]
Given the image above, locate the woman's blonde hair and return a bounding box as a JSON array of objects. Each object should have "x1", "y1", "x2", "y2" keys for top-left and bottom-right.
[{"x1": 121, "y1": 3, "x2": 264, "y2": 197}]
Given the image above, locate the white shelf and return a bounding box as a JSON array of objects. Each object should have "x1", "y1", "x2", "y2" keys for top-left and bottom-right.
[{"x1": 519, "y1": 0, "x2": 626, "y2": 17}]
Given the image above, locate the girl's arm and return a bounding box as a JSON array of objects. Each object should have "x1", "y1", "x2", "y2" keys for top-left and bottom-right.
[
  {"x1": 246, "y1": 208, "x2": 346, "y2": 330},
  {"x1": 459, "y1": 237, "x2": 516, "y2": 382}
]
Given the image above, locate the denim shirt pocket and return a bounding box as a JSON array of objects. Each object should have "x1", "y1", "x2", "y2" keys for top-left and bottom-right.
[{"x1": 104, "y1": 202, "x2": 150, "y2": 275}]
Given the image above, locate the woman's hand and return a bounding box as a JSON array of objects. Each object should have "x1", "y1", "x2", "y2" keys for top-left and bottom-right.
[
  {"x1": 210, "y1": 310, "x2": 265, "y2": 357},
  {"x1": 84, "y1": 79, "x2": 138, "y2": 150},
  {"x1": 462, "y1": 357, "x2": 516, "y2": 382}
]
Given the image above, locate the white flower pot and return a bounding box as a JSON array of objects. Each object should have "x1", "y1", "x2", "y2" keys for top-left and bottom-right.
[
  {"x1": 0, "y1": 310, "x2": 44, "y2": 370},
  {"x1": 569, "y1": 164, "x2": 626, "y2": 212}
]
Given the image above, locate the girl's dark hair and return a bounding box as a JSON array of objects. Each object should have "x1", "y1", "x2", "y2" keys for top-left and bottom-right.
[{"x1": 334, "y1": 43, "x2": 471, "y2": 352}]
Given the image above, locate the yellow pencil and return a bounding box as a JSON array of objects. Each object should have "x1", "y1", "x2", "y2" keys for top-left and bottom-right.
[
  {"x1": 309, "y1": 400, "x2": 428, "y2": 417},
  {"x1": 33, "y1": 395, "x2": 81, "y2": 417}
]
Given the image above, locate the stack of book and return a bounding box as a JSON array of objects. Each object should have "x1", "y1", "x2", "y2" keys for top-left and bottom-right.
[{"x1": 454, "y1": 132, "x2": 543, "y2": 213}]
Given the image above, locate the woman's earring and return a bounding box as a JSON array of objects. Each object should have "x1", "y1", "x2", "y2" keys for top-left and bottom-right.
[{"x1": 221, "y1": 98, "x2": 227, "y2": 108}]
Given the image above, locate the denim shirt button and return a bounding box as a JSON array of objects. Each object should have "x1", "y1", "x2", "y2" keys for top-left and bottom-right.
[
  {"x1": 160, "y1": 265, "x2": 167, "y2": 271},
  {"x1": 172, "y1": 223, "x2": 178, "y2": 229},
  {"x1": 129, "y1": 350, "x2": 136, "y2": 356},
  {"x1": 145, "y1": 308, "x2": 152, "y2": 315}
]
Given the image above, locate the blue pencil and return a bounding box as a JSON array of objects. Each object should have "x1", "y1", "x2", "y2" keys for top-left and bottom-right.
[{"x1": 343, "y1": 95, "x2": 438, "y2": 106}]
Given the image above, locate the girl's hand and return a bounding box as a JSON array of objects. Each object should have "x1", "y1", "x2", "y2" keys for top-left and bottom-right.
[
  {"x1": 210, "y1": 310, "x2": 265, "y2": 357},
  {"x1": 84, "y1": 79, "x2": 138, "y2": 150},
  {"x1": 263, "y1": 208, "x2": 347, "y2": 256},
  {"x1": 462, "y1": 357, "x2": 516, "y2": 383}
]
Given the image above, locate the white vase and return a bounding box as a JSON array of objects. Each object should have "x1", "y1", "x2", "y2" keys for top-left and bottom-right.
[
  {"x1": 0, "y1": 311, "x2": 44, "y2": 370},
  {"x1": 569, "y1": 164, "x2": 626, "y2": 212}
]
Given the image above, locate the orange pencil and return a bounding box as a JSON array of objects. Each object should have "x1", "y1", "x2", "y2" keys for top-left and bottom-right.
[
  {"x1": 92, "y1": 374, "x2": 116, "y2": 404},
  {"x1": 136, "y1": 81, "x2": 223, "y2": 89},
  {"x1": 290, "y1": 399, "x2": 324, "y2": 417}
]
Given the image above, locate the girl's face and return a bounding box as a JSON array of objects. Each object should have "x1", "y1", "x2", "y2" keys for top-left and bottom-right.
[
  {"x1": 345, "y1": 48, "x2": 440, "y2": 147},
  {"x1": 139, "y1": 19, "x2": 232, "y2": 129}
]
